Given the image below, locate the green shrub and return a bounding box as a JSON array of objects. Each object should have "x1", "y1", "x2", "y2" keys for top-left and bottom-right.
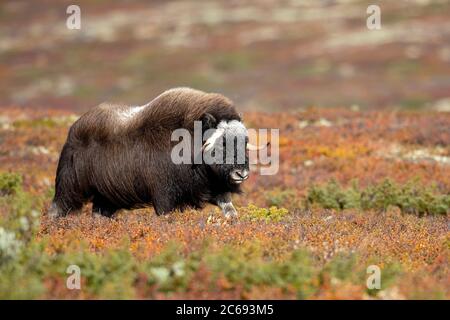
[
  {"x1": 63, "y1": 246, "x2": 137, "y2": 298},
  {"x1": 140, "y1": 243, "x2": 198, "y2": 293},
  {"x1": 323, "y1": 253, "x2": 358, "y2": 282},
  {"x1": 0, "y1": 196, "x2": 41, "y2": 242},
  {"x1": 206, "y1": 244, "x2": 317, "y2": 298},
  {"x1": 305, "y1": 180, "x2": 361, "y2": 210},
  {"x1": 266, "y1": 188, "x2": 298, "y2": 208},
  {"x1": 321, "y1": 253, "x2": 403, "y2": 297},
  {"x1": 243, "y1": 204, "x2": 290, "y2": 222},
  {"x1": 305, "y1": 179, "x2": 449, "y2": 215},
  {"x1": 0, "y1": 172, "x2": 22, "y2": 196}
]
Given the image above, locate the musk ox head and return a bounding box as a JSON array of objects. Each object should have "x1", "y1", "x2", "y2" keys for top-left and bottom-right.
[
  {"x1": 202, "y1": 118, "x2": 250, "y2": 185},
  {"x1": 200, "y1": 114, "x2": 266, "y2": 186}
]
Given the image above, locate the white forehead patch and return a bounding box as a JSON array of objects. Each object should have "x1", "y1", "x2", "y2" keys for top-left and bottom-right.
[
  {"x1": 203, "y1": 120, "x2": 248, "y2": 153},
  {"x1": 217, "y1": 120, "x2": 248, "y2": 137}
]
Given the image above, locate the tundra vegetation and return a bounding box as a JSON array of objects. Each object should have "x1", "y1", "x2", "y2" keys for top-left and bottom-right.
[
  {"x1": 0, "y1": 0, "x2": 449, "y2": 300},
  {"x1": 0, "y1": 107, "x2": 448, "y2": 299}
]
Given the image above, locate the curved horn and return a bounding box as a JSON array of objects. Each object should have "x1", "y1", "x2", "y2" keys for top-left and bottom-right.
[
  {"x1": 202, "y1": 128, "x2": 225, "y2": 152},
  {"x1": 247, "y1": 141, "x2": 270, "y2": 151}
]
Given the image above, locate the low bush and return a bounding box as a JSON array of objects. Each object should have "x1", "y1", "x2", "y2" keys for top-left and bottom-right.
[
  {"x1": 0, "y1": 172, "x2": 43, "y2": 241},
  {"x1": 265, "y1": 188, "x2": 298, "y2": 208},
  {"x1": 0, "y1": 172, "x2": 22, "y2": 196},
  {"x1": 242, "y1": 204, "x2": 290, "y2": 222},
  {"x1": 305, "y1": 179, "x2": 449, "y2": 215}
]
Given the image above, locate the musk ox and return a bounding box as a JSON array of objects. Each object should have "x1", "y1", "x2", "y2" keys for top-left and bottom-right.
[{"x1": 49, "y1": 87, "x2": 264, "y2": 219}]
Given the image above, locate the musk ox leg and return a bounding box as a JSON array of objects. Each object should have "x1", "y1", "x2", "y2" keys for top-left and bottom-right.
[
  {"x1": 92, "y1": 196, "x2": 118, "y2": 217},
  {"x1": 48, "y1": 200, "x2": 82, "y2": 219},
  {"x1": 49, "y1": 196, "x2": 83, "y2": 218},
  {"x1": 215, "y1": 192, "x2": 237, "y2": 219},
  {"x1": 50, "y1": 143, "x2": 84, "y2": 218},
  {"x1": 152, "y1": 194, "x2": 177, "y2": 216}
]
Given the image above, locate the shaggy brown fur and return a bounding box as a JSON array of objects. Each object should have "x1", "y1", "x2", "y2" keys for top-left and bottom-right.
[{"x1": 50, "y1": 88, "x2": 246, "y2": 217}]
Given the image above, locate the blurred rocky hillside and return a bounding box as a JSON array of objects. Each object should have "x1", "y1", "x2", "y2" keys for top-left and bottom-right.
[{"x1": 0, "y1": 0, "x2": 449, "y2": 112}]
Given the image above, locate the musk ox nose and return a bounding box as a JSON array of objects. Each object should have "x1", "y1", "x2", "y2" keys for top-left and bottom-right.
[
  {"x1": 232, "y1": 169, "x2": 249, "y2": 183},
  {"x1": 236, "y1": 169, "x2": 249, "y2": 180}
]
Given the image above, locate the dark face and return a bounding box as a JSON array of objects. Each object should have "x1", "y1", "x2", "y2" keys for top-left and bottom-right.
[
  {"x1": 201, "y1": 117, "x2": 250, "y2": 186},
  {"x1": 209, "y1": 134, "x2": 250, "y2": 185}
]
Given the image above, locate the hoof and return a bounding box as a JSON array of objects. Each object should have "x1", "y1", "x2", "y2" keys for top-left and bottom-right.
[
  {"x1": 47, "y1": 202, "x2": 63, "y2": 219},
  {"x1": 224, "y1": 208, "x2": 238, "y2": 221}
]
